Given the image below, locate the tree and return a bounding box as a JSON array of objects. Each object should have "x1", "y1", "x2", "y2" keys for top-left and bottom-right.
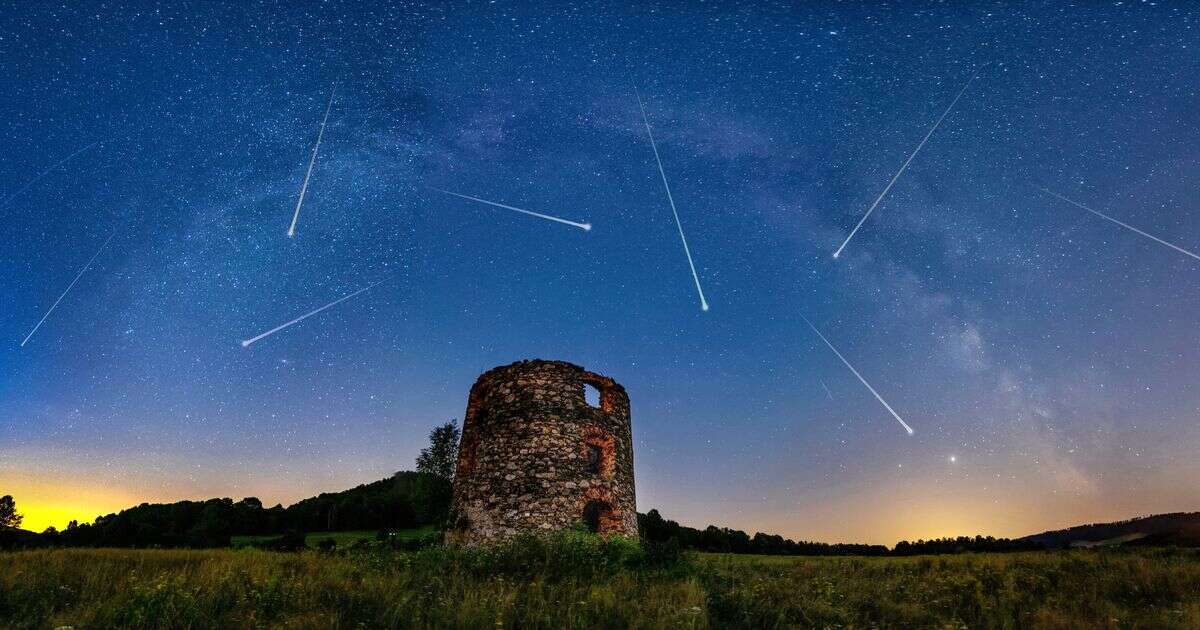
[
  {"x1": 416, "y1": 421, "x2": 460, "y2": 481},
  {"x1": 0, "y1": 495, "x2": 21, "y2": 529}
]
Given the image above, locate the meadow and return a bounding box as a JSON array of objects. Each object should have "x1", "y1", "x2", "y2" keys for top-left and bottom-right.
[
  {"x1": 2, "y1": 534, "x2": 1199, "y2": 629},
  {"x1": 230, "y1": 527, "x2": 438, "y2": 550}
]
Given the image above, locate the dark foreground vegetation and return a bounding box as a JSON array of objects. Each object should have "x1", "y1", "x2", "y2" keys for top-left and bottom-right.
[{"x1": 2, "y1": 533, "x2": 1199, "y2": 629}]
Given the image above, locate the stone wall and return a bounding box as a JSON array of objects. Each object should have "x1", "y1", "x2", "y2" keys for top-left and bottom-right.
[{"x1": 447, "y1": 360, "x2": 638, "y2": 544}]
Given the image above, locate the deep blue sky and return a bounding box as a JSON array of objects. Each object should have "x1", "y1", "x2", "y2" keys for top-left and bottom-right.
[{"x1": 2, "y1": 1, "x2": 1199, "y2": 542}]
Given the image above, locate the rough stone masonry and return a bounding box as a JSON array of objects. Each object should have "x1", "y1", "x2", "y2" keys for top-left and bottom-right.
[{"x1": 447, "y1": 360, "x2": 638, "y2": 544}]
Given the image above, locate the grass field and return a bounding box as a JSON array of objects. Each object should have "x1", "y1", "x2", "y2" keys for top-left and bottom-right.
[
  {"x1": 230, "y1": 527, "x2": 437, "y2": 549},
  {"x1": 2, "y1": 535, "x2": 1199, "y2": 628}
]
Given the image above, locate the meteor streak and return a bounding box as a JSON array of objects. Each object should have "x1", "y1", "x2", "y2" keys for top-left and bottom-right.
[
  {"x1": 21, "y1": 231, "x2": 115, "y2": 347},
  {"x1": 635, "y1": 91, "x2": 710, "y2": 312},
  {"x1": 288, "y1": 86, "x2": 336, "y2": 237},
  {"x1": 241, "y1": 280, "x2": 383, "y2": 348},
  {"x1": 819, "y1": 378, "x2": 834, "y2": 401},
  {"x1": 800, "y1": 315, "x2": 915, "y2": 435},
  {"x1": 1, "y1": 142, "x2": 98, "y2": 210},
  {"x1": 429, "y1": 188, "x2": 592, "y2": 231},
  {"x1": 1038, "y1": 187, "x2": 1200, "y2": 263},
  {"x1": 833, "y1": 64, "x2": 989, "y2": 259}
]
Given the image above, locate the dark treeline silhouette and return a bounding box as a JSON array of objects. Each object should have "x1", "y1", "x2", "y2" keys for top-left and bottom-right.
[
  {"x1": 638, "y1": 510, "x2": 1043, "y2": 556},
  {"x1": 9, "y1": 489, "x2": 1043, "y2": 555},
  {"x1": 0, "y1": 422, "x2": 1059, "y2": 555},
  {"x1": 892, "y1": 536, "x2": 1043, "y2": 555},
  {"x1": 639, "y1": 509, "x2": 890, "y2": 556},
  {"x1": 12, "y1": 421, "x2": 1191, "y2": 555},
  {"x1": 6, "y1": 422, "x2": 463, "y2": 550},
  {"x1": 28, "y1": 471, "x2": 451, "y2": 549}
]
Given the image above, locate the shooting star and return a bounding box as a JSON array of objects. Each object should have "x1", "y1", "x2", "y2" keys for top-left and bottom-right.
[
  {"x1": 800, "y1": 315, "x2": 914, "y2": 435},
  {"x1": 1038, "y1": 187, "x2": 1200, "y2": 263},
  {"x1": 636, "y1": 91, "x2": 710, "y2": 312},
  {"x1": 288, "y1": 86, "x2": 336, "y2": 237},
  {"x1": 241, "y1": 280, "x2": 384, "y2": 348},
  {"x1": 833, "y1": 64, "x2": 990, "y2": 259},
  {"x1": 819, "y1": 378, "x2": 834, "y2": 401},
  {"x1": 1, "y1": 142, "x2": 98, "y2": 210},
  {"x1": 429, "y1": 188, "x2": 592, "y2": 231},
  {"x1": 21, "y1": 231, "x2": 115, "y2": 347}
]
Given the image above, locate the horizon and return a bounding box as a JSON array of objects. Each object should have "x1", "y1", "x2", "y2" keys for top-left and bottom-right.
[
  {"x1": 4, "y1": 2, "x2": 1200, "y2": 548},
  {"x1": 9, "y1": 458, "x2": 1194, "y2": 547}
]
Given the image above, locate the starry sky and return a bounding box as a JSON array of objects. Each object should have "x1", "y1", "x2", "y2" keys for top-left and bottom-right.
[{"x1": 3, "y1": 2, "x2": 1199, "y2": 544}]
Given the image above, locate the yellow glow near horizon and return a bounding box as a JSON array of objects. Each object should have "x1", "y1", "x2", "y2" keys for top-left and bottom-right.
[{"x1": 2, "y1": 479, "x2": 142, "y2": 533}]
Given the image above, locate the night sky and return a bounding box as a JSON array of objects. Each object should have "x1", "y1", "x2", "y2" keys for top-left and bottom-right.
[{"x1": 3, "y1": 2, "x2": 1199, "y2": 544}]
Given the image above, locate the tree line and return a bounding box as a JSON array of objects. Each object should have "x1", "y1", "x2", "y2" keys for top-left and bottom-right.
[
  {"x1": 0, "y1": 422, "x2": 461, "y2": 550},
  {"x1": 19, "y1": 471, "x2": 452, "y2": 549},
  {"x1": 638, "y1": 510, "x2": 1042, "y2": 556},
  {"x1": 4, "y1": 422, "x2": 1041, "y2": 555}
]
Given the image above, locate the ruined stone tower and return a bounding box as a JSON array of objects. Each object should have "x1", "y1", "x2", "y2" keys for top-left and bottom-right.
[{"x1": 448, "y1": 360, "x2": 637, "y2": 544}]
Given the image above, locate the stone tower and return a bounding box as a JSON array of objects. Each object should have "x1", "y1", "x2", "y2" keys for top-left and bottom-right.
[{"x1": 448, "y1": 360, "x2": 638, "y2": 544}]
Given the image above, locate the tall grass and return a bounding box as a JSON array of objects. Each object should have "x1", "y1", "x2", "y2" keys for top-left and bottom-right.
[
  {"x1": 0, "y1": 532, "x2": 703, "y2": 629},
  {"x1": 698, "y1": 549, "x2": 1200, "y2": 629},
  {"x1": 2, "y1": 536, "x2": 1198, "y2": 629}
]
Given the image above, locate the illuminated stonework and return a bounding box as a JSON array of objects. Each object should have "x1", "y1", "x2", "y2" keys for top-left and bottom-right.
[{"x1": 448, "y1": 360, "x2": 637, "y2": 544}]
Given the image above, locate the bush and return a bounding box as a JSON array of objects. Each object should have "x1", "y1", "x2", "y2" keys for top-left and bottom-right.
[{"x1": 408, "y1": 530, "x2": 676, "y2": 581}]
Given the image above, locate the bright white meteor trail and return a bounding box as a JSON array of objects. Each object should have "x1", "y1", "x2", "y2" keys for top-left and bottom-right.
[
  {"x1": 241, "y1": 281, "x2": 384, "y2": 348},
  {"x1": 0, "y1": 142, "x2": 98, "y2": 210},
  {"x1": 428, "y1": 188, "x2": 592, "y2": 231},
  {"x1": 288, "y1": 86, "x2": 336, "y2": 237},
  {"x1": 635, "y1": 91, "x2": 710, "y2": 312},
  {"x1": 833, "y1": 64, "x2": 990, "y2": 260},
  {"x1": 21, "y1": 231, "x2": 115, "y2": 347},
  {"x1": 800, "y1": 315, "x2": 915, "y2": 435},
  {"x1": 1038, "y1": 187, "x2": 1200, "y2": 263}
]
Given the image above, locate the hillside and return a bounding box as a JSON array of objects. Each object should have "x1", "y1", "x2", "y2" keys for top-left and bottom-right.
[{"x1": 1023, "y1": 512, "x2": 1200, "y2": 548}]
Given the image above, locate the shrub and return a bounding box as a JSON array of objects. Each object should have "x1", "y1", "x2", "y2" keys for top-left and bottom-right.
[{"x1": 408, "y1": 530, "x2": 672, "y2": 581}]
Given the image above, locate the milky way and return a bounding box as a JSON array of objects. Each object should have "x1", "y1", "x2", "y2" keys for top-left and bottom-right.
[{"x1": 3, "y1": 2, "x2": 1199, "y2": 543}]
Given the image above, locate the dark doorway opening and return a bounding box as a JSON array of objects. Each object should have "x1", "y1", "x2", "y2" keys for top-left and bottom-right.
[{"x1": 582, "y1": 500, "x2": 610, "y2": 533}]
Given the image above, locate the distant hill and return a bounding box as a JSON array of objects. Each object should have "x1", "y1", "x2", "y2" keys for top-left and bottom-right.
[{"x1": 1022, "y1": 512, "x2": 1200, "y2": 548}]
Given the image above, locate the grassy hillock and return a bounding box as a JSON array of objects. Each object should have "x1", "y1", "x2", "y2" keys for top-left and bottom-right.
[{"x1": 3, "y1": 533, "x2": 1200, "y2": 628}]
